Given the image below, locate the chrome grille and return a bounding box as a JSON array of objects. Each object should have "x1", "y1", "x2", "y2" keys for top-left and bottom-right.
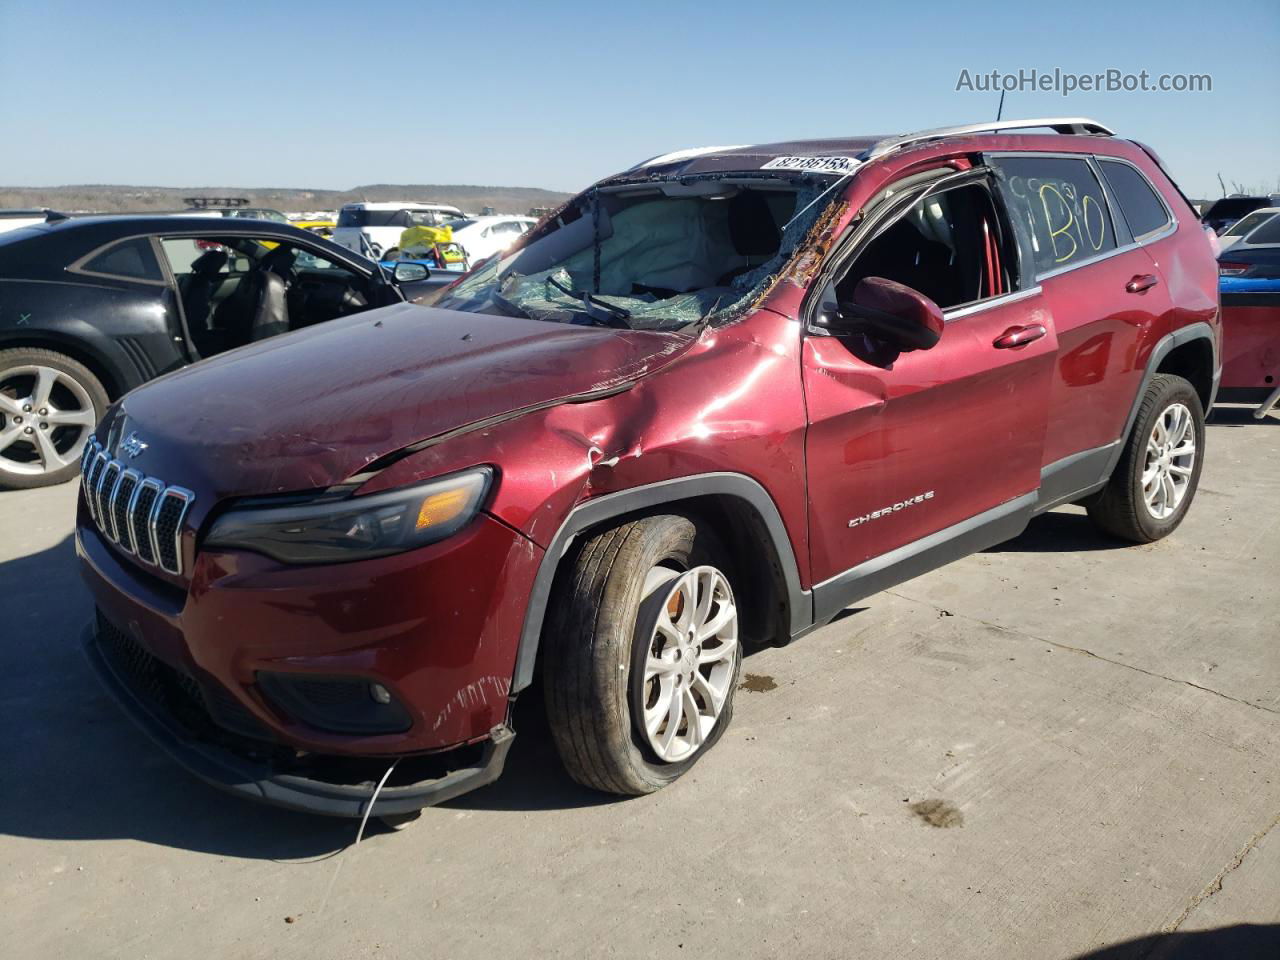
[{"x1": 80, "y1": 437, "x2": 194, "y2": 575}]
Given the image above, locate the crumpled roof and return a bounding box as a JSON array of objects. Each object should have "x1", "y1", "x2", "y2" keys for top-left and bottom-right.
[{"x1": 604, "y1": 137, "x2": 887, "y2": 182}]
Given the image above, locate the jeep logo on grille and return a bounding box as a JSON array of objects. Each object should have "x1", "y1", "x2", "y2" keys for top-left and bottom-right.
[{"x1": 120, "y1": 432, "x2": 148, "y2": 459}]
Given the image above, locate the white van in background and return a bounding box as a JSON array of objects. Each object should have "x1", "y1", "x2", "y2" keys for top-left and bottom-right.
[
  {"x1": 331, "y1": 201, "x2": 465, "y2": 259},
  {"x1": 445, "y1": 215, "x2": 537, "y2": 264}
]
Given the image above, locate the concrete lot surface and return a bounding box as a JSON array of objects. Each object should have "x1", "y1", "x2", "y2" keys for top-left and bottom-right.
[{"x1": 1, "y1": 406, "x2": 1277, "y2": 959}]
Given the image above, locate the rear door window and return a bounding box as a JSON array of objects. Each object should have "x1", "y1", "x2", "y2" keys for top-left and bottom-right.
[
  {"x1": 338, "y1": 209, "x2": 408, "y2": 228},
  {"x1": 78, "y1": 237, "x2": 165, "y2": 283},
  {"x1": 1098, "y1": 160, "x2": 1172, "y2": 241},
  {"x1": 992, "y1": 156, "x2": 1117, "y2": 275}
]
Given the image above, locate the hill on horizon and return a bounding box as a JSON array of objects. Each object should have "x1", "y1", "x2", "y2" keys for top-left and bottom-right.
[{"x1": 0, "y1": 183, "x2": 574, "y2": 216}]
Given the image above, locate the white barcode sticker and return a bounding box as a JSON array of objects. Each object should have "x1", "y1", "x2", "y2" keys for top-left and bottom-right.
[{"x1": 761, "y1": 156, "x2": 862, "y2": 175}]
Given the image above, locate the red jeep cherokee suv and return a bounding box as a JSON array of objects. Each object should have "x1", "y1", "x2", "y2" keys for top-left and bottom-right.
[{"x1": 76, "y1": 118, "x2": 1220, "y2": 819}]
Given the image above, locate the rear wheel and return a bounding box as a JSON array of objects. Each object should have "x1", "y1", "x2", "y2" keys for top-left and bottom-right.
[
  {"x1": 543, "y1": 515, "x2": 741, "y2": 795},
  {"x1": 1086, "y1": 373, "x2": 1204, "y2": 542},
  {"x1": 0, "y1": 348, "x2": 107, "y2": 489}
]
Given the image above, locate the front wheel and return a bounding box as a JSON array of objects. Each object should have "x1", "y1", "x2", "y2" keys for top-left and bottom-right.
[
  {"x1": 0, "y1": 348, "x2": 107, "y2": 489},
  {"x1": 1086, "y1": 373, "x2": 1204, "y2": 542},
  {"x1": 543, "y1": 515, "x2": 742, "y2": 795}
]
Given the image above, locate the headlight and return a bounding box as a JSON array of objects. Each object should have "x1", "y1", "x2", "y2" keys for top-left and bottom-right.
[{"x1": 205, "y1": 467, "x2": 493, "y2": 564}]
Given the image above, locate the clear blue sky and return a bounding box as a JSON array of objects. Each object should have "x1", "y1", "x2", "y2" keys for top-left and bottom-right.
[{"x1": 1, "y1": 0, "x2": 1276, "y2": 199}]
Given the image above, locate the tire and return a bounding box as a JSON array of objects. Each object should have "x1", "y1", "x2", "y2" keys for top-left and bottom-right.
[
  {"x1": 0, "y1": 348, "x2": 108, "y2": 490},
  {"x1": 383, "y1": 247, "x2": 400, "y2": 261},
  {"x1": 543, "y1": 514, "x2": 742, "y2": 795},
  {"x1": 1086, "y1": 373, "x2": 1204, "y2": 543}
]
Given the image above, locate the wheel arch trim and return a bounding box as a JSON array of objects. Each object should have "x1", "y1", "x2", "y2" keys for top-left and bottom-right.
[
  {"x1": 0, "y1": 330, "x2": 135, "y2": 400},
  {"x1": 1103, "y1": 320, "x2": 1218, "y2": 479},
  {"x1": 510, "y1": 472, "x2": 811, "y2": 693}
]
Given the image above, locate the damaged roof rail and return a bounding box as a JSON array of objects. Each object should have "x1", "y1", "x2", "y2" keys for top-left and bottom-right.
[{"x1": 861, "y1": 117, "x2": 1115, "y2": 162}]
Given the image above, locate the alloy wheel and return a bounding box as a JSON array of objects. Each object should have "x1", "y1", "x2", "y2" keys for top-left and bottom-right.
[
  {"x1": 1142, "y1": 402, "x2": 1196, "y2": 520},
  {"x1": 0, "y1": 365, "x2": 97, "y2": 477},
  {"x1": 638, "y1": 564, "x2": 739, "y2": 763}
]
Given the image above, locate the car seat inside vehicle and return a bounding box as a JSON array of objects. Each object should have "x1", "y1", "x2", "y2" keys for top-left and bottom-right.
[
  {"x1": 165, "y1": 238, "x2": 373, "y2": 357},
  {"x1": 178, "y1": 249, "x2": 231, "y2": 355},
  {"x1": 836, "y1": 183, "x2": 1011, "y2": 311}
]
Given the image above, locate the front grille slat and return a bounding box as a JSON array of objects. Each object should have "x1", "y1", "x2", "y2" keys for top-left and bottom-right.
[
  {"x1": 130, "y1": 481, "x2": 161, "y2": 564},
  {"x1": 154, "y1": 490, "x2": 192, "y2": 574},
  {"x1": 113, "y1": 472, "x2": 140, "y2": 553},
  {"x1": 84, "y1": 453, "x2": 107, "y2": 524},
  {"x1": 79, "y1": 438, "x2": 195, "y2": 576},
  {"x1": 99, "y1": 463, "x2": 122, "y2": 540}
]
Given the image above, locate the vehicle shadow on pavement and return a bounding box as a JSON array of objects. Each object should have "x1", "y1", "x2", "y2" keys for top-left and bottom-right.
[
  {"x1": 0, "y1": 535, "x2": 623, "y2": 851},
  {"x1": 1209, "y1": 404, "x2": 1279, "y2": 427},
  {"x1": 444, "y1": 688, "x2": 625, "y2": 813},
  {"x1": 0, "y1": 535, "x2": 358, "y2": 861},
  {"x1": 1066, "y1": 922, "x2": 1279, "y2": 959},
  {"x1": 984, "y1": 509, "x2": 1129, "y2": 554}
]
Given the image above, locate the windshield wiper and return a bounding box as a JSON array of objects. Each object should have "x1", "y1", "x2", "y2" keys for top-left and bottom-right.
[
  {"x1": 490, "y1": 289, "x2": 533, "y2": 319},
  {"x1": 545, "y1": 275, "x2": 631, "y2": 329}
]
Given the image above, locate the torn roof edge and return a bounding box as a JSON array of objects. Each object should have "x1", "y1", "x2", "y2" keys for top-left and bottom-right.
[{"x1": 631, "y1": 145, "x2": 755, "y2": 170}]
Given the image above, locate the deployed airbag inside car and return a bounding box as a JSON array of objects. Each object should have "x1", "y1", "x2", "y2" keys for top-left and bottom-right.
[
  {"x1": 437, "y1": 179, "x2": 835, "y2": 330},
  {"x1": 562, "y1": 196, "x2": 742, "y2": 294}
]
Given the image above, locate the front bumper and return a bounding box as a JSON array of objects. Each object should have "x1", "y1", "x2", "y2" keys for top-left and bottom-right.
[
  {"x1": 83, "y1": 618, "x2": 514, "y2": 817},
  {"x1": 76, "y1": 506, "x2": 542, "y2": 755}
]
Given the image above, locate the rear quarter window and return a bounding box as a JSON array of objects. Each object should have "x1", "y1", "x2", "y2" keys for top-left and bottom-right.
[
  {"x1": 1098, "y1": 160, "x2": 1172, "y2": 240},
  {"x1": 78, "y1": 237, "x2": 164, "y2": 283},
  {"x1": 993, "y1": 156, "x2": 1116, "y2": 275}
]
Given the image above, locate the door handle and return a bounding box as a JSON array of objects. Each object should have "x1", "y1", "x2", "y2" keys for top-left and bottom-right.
[
  {"x1": 993, "y1": 324, "x2": 1047, "y2": 349},
  {"x1": 1126, "y1": 274, "x2": 1160, "y2": 294}
]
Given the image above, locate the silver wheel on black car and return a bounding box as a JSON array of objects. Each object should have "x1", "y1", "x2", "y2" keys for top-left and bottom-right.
[
  {"x1": 0, "y1": 348, "x2": 107, "y2": 489},
  {"x1": 543, "y1": 515, "x2": 742, "y2": 795}
]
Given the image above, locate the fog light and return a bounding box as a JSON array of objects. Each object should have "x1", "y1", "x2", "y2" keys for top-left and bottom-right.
[{"x1": 256, "y1": 673, "x2": 411, "y2": 734}]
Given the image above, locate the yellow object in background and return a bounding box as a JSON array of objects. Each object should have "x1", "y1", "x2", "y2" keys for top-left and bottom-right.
[{"x1": 399, "y1": 225, "x2": 454, "y2": 249}]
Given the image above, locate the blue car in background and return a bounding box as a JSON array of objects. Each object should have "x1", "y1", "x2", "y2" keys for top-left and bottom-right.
[{"x1": 1219, "y1": 243, "x2": 1280, "y2": 294}]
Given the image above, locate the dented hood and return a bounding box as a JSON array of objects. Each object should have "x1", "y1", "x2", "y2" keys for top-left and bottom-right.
[{"x1": 114, "y1": 302, "x2": 691, "y2": 501}]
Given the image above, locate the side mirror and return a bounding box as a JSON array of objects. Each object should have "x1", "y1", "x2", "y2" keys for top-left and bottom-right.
[
  {"x1": 831, "y1": 277, "x2": 944, "y2": 352},
  {"x1": 392, "y1": 261, "x2": 430, "y2": 283}
]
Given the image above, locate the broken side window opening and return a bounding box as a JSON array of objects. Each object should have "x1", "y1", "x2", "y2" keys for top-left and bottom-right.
[
  {"x1": 433, "y1": 176, "x2": 846, "y2": 332},
  {"x1": 833, "y1": 182, "x2": 1016, "y2": 312}
]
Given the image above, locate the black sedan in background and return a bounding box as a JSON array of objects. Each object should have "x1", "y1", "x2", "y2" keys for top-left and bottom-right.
[{"x1": 0, "y1": 216, "x2": 449, "y2": 488}]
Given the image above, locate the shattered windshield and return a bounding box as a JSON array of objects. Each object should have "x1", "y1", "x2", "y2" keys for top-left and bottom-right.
[{"x1": 433, "y1": 177, "x2": 841, "y2": 331}]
